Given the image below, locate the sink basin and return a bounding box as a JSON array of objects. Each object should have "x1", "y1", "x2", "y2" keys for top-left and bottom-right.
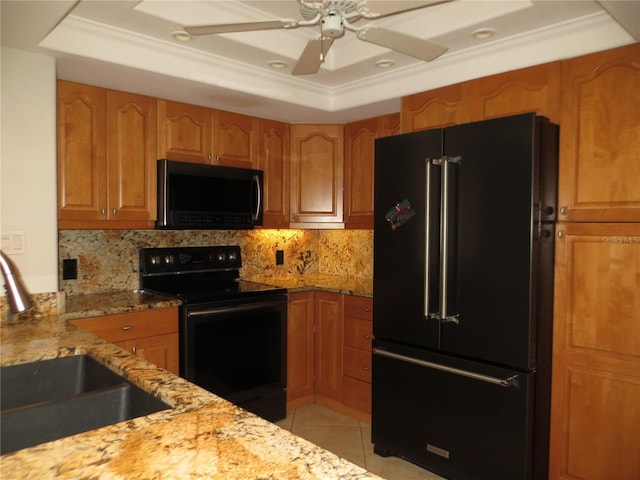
[{"x1": 1, "y1": 355, "x2": 171, "y2": 455}]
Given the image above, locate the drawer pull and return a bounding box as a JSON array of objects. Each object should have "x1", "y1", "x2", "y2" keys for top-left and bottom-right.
[
  {"x1": 361, "y1": 397, "x2": 368, "y2": 403},
  {"x1": 363, "y1": 308, "x2": 371, "y2": 312},
  {"x1": 362, "y1": 366, "x2": 369, "y2": 371},
  {"x1": 132, "y1": 346, "x2": 137, "y2": 354},
  {"x1": 123, "y1": 325, "x2": 133, "y2": 331},
  {"x1": 363, "y1": 335, "x2": 371, "y2": 340}
]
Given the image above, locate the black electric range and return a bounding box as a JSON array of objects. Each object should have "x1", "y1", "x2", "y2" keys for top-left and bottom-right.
[{"x1": 139, "y1": 245, "x2": 288, "y2": 422}]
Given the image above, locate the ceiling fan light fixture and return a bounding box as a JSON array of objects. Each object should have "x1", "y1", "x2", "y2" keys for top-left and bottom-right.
[
  {"x1": 172, "y1": 31, "x2": 193, "y2": 42},
  {"x1": 268, "y1": 60, "x2": 288, "y2": 69},
  {"x1": 472, "y1": 28, "x2": 495, "y2": 40},
  {"x1": 375, "y1": 59, "x2": 395, "y2": 68}
]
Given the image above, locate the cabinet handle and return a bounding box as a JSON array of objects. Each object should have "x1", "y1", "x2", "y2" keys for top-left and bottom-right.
[
  {"x1": 362, "y1": 365, "x2": 369, "y2": 371},
  {"x1": 363, "y1": 308, "x2": 371, "y2": 313},
  {"x1": 360, "y1": 397, "x2": 368, "y2": 403},
  {"x1": 123, "y1": 325, "x2": 132, "y2": 331},
  {"x1": 132, "y1": 346, "x2": 137, "y2": 354},
  {"x1": 559, "y1": 206, "x2": 567, "y2": 215},
  {"x1": 101, "y1": 208, "x2": 106, "y2": 216},
  {"x1": 557, "y1": 230, "x2": 564, "y2": 239},
  {"x1": 112, "y1": 208, "x2": 117, "y2": 216},
  {"x1": 363, "y1": 335, "x2": 371, "y2": 340}
]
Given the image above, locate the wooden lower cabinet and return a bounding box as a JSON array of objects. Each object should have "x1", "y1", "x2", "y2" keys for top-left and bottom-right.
[
  {"x1": 69, "y1": 307, "x2": 179, "y2": 375},
  {"x1": 286, "y1": 291, "x2": 315, "y2": 408},
  {"x1": 341, "y1": 295, "x2": 373, "y2": 422},
  {"x1": 314, "y1": 291, "x2": 344, "y2": 402},
  {"x1": 549, "y1": 223, "x2": 640, "y2": 480},
  {"x1": 286, "y1": 291, "x2": 373, "y2": 422}
]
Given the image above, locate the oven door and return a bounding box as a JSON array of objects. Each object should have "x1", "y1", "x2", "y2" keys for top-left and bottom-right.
[{"x1": 180, "y1": 295, "x2": 287, "y2": 421}]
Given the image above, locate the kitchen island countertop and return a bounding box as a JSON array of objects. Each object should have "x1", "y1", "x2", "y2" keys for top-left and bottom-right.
[{"x1": 0, "y1": 313, "x2": 384, "y2": 480}]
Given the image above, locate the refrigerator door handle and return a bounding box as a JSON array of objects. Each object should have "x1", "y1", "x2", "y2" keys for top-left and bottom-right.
[
  {"x1": 424, "y1": 158, "x2": 435, "y2": 320},
  {"x1": 434, "y1": 156, "x2": 461, "y2": 325},
  {"x1": 373, "y1": 347, "x2": 519, "y2": 388}
]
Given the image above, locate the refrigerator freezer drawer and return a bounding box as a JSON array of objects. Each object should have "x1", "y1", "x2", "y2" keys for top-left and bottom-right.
[{"x1": 372, "y1": 345, "x2": 534, "y2": 480}]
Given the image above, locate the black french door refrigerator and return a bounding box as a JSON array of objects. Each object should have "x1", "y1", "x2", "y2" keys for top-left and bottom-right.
[{"x1": 372, "y1": 113, "x2": 558, "y2": 480}]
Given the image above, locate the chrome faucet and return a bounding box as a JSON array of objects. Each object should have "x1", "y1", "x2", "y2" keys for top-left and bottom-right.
[{"x1": 0, "y1": 250, "x2": 32, "y2": 314}]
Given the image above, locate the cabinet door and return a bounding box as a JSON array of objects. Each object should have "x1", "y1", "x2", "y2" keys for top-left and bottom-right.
[
  {"x1": 117, "y1": 333, "x2": 179, "y2": 375},
  {"x1": 344, "y1": 115, "x2": 400, "y2": 230},
  {"x1": 258, "y1": 118, "x2": 290, "y2": 228},
  {"x1": 549, "y1": 223, "x2": 640, "y2": 480},
  {"x1": 469, "y1": 62, "x2": 561, "y2": 124},
  {"x1": 314, "y1": 291, "x2": 343, "y2": 401},
  {"x1": 157, "y1": 100, "x2": 212, "y2": 163},
  {"x1": 558, "y1": 43, "x2": 640, "y2": 222},
  {"x1": 290, "y1": 124, "x2": 344, "y2": 226},
  {"x1": 212, "y1": 110, "x2": 258, "y2": 169},
  {"x1": 106, "y1": 90, "x2": 157, "y2": 225},
  {"x1": 286, "y1": 291, "x2": 315, "y2": 408},
  {"x1": 57, "y1": 80, "x2": 107, "y2": 224},
  {"x1": 401, "y1": 81, "x2": 473, "y2": 132}
]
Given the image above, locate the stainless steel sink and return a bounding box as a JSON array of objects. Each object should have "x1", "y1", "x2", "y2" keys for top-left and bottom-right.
[{"x1": 1, "y1": 355, "x2": 171, "y2": 455}]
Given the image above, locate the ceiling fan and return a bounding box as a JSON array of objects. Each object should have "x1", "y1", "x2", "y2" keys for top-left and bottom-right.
[{"x1": 184, "y1": 0, "x2": 450, "y2": 75}]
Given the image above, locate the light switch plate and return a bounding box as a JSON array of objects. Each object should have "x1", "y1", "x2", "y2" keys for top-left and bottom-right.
[{"x1": 1, "y1": 230, "x2": 26, "y2": 254}]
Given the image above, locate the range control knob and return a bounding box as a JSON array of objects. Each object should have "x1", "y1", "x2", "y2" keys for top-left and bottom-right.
[
  {"x1": 216, "y1": 252, "x2": 227, "y2": 262},
  {"x1": 227, "y1": 251, "x2": 238, "y2": 262},
  {"x1": 164, "y1": 255, "x2": 174, "y2": 264}
]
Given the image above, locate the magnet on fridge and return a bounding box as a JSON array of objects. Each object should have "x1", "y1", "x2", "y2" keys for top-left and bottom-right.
[{"x1": 385, "y1": 198, "x2": 415, "y2": 230}]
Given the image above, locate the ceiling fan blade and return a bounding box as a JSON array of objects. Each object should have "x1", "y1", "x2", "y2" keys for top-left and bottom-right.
[
  {"x1": 360, "y1": 0, "x2": 451, "y2": 18},
  {"x1": 292, "y1": 36, "x2": 334, "y2": 75},
  {"x1": 358, "y1": 27, "x2": 447, "y2": 62},
  {"x1": 185, "y1": 19, "x2": 296, "y2": 36}
]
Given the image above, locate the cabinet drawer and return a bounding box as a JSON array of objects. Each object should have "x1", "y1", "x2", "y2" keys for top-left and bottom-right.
[
  {"x1": 343, "y1": 295, "x2": 372, "y2": 320},
  {"x1": 344, "y1": 317, "x2": 373, "y2": 351},
  {"x1": 69, "y1": 308, "x2": 178, "y2": 343},
  {"x1": 343, "y1": 376, "x2": 371, "y2": 414},
  {"x1": 344, "y1": 346, "x2": 372, "y2": 383}
]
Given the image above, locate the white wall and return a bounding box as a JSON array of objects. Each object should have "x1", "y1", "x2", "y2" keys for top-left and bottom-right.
[{"x1": 1, "y1": 47, "x2": 58, "y2": 294}]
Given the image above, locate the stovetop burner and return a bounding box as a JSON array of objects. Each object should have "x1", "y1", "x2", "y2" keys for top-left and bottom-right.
[{"x1": 139, "y1": 246, "x2": 285, "y2": 304}]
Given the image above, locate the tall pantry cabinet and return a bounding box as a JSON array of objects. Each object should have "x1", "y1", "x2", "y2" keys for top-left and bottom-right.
[{"x1": 549, "y1": 43, "x2": 640, "y2": 480}]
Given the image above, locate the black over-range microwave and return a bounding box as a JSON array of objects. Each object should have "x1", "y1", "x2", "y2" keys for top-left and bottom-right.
[{"x1": 156, "y1": 159, "x2": 263, "y2": 229}]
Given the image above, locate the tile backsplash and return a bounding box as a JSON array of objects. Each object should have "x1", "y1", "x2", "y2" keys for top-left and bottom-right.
[{"x1": 58, "y1": 229, "x2": 373, "y2": 296}]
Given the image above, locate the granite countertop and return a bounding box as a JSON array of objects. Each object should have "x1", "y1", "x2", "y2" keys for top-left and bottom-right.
[
  {"x1": 59, "y1": 290, "x2": 182, "y2": 320},
  {"x1": 0, "y1": 313, "x2": 384, "y2": 479},
  {"x1": 244, "y1": 274, "x2": 373, "y2": 298}
]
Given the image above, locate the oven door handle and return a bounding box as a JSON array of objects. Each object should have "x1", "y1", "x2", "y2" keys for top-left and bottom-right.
[{"x1": 186, "y1": 299, "x2": 285, "y2": 318}]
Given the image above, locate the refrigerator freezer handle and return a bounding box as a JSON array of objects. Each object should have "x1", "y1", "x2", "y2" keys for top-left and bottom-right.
[{"x1": 373, "y1": 347, "x2": 519, "y2": 388}]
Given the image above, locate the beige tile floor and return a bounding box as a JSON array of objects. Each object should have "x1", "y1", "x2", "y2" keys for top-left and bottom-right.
[{"x1": 275, "y1": 403, "x2": 445, "y2": 480}]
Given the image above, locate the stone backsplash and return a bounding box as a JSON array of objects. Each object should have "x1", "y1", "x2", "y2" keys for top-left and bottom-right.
[{"x1": 58, "y1": 229, "x2": 373, "y2": 296}]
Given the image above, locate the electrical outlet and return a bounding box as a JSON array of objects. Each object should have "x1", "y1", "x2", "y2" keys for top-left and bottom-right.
[
  {"x1": 275, "y1": 250, "x2": 284, "y2": 265},
  {"x1": 62, "y1": 259, "x2": 78, "y2": 280}
]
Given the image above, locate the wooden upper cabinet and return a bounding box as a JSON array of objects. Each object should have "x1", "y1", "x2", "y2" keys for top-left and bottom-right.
[
  {"x1": 106, "y1": 90, "x2": 157, "y2": 223},
  {"x1": 402, "y1": 81, "x2": 473, "y2": 132},
  {"x1": 558, "y1": 43, "x2": 640, "y2": 222},
  {"x1": 290, "y1": 124, "x2": 344, "y2": 226},
  {"x1": 258, "y1": 118, "x2": 290, "y2": 228},
  {"x1": 344, "y1": 113, "x2": 400, "y2": 229},
  {"x1": 213, "y1": 110, "x2": 258, "y2": 169},
  {"x1": 469, "y1": 62, "x2": 561, "y2": 124},
  {"x1": 57, "y1": 81, "x2": 156, "y2": 229},
  {"x1": 549, "y1": 222, "x2": 640, "y2": 480},
  {"x1": 57, "y1": 81, "x2": 107, "y2": 224},
  {"x1": 157, "y1": 99, "x2": 212, "y2": 163}
]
